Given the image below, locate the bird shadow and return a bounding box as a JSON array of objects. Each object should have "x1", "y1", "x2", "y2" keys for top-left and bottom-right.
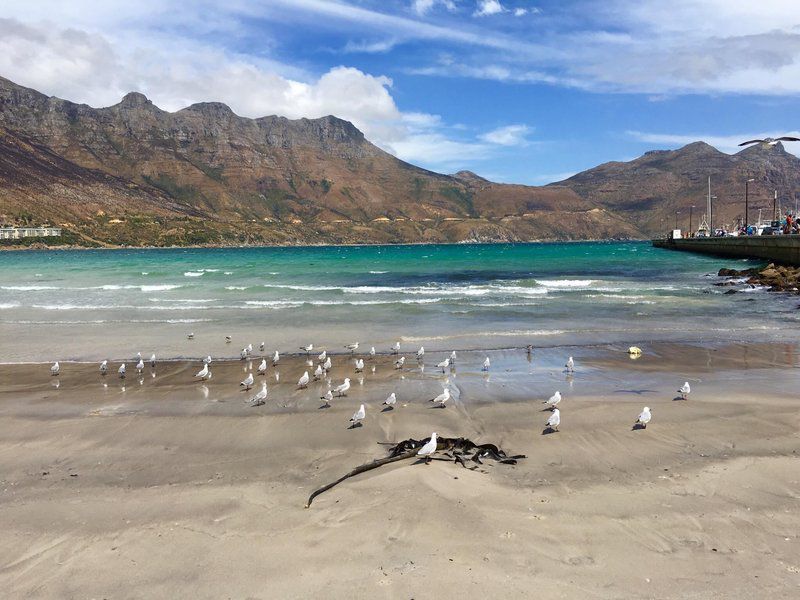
[
  {"x1": 614, "y1": 389, "x2": 659, "y2": 395},
  {"x1": 540, "y1": 406, "x2": 556, "y2": 412},
  {"x1": 631, "y1": 423, "x2": 647, "y2": 431},
  {"x1": 672, "y1": 396, "x2": 687, "y2": 402},
  {"x1": 541, "y1": 427, "x2": 558, "y2": 435},
  {"x1": 318, "y1": 404, "x2": 331, "y2": 410},
  {"x1": 428, "y1": 404, "x2": 446, "y2": 409},
  {"x1": 381, "y1": 406, "x2": 394, "y2": 412},
  {"x1": 348, "y1": 422, "x2": 363, "y2": 429}
]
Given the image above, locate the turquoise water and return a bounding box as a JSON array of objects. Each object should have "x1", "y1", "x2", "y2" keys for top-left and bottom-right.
[{"x1": 1, "y1": 242, "x2": 797, "y2": 361}]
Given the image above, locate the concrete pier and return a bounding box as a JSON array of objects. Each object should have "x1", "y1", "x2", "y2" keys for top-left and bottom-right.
[{"x1": 652, "y1": 235, "x2": 800, "y2": 266}]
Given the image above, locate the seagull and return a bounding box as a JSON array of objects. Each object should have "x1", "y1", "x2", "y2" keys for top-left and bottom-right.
[
  {"x1": 635, "y1": 406, "x2": 652, "y2": 429},
  {"x1": 383, "y1": 392, "x2": 397, "y2": 409},
  {"x1": 204, "y1": 355, "x2": 212, "y2": 365},
  {"x1": 245, "y1": 343, "x2": 253, "y2": 356},
  {"x1": 149, "y1": 354, "x2": 156, "y2": 368},
  {"x1": 738, "y1": 136, "x2": 800, "y2": 147},
  {"x1": 391, "y1": 341, "x2": 401, "y2": 354},
  {"x1": 295, "y1": 371, "x2": 309, "y2": 388},
  {"x1": 318, "y1": 350, "x2": 327, "y2": 362},
  {"x1": 249, "y1": 382, "x2": 268, "y2": 406},
  {"x1": 99, "y1": 360, "x2": 108, "y2": 375},
  {"x1": 323, "y1": 357, "x2": 332, "y2": 372},
  {"x1": 300, "y1": 344, "x2": 314, "y2": 355},
  {"x1": 544, "y1": 390, "x2": 561, "y2": 409},
  {"x1": 333, "y1": 378, "x2": 351, "y2": 397},
  {"x1": 257, "y1": 359, "x2": 267, "y2": 374},
  {"x1": 417, "y1": 432, "x2": 438, "y2": 462},
  {"x1": 355, "y1": 358, "x2": 364, "y2": 373},
  {"x1": 118, "y1": 363, "x2": 126, "y2": 379},
  {"x1": 565, "y1": 356, "x2": 574, "y2": 373},
  {"x1": 240, "y1": 372, "x2": 254, "y2": 390},
  {"x1": 259, "y1": 342, "x2": 265, "y2": 352},
  {"x1": 450, "y1": 350, "x2": 457, "y2": 364},
  {"x1": 678, "y1": 381, "x2": 691, "y2": 400},
  {"x1": 272, "y1": 350, "x2": 280, "y2": 366},
  {"x1": 313, "y1": 364, "x2": 323, "y2": 380},
  {"x1": 430, "y1": 387, "x2": 450, "y2": 407},
  {"x1": 369, "y1": 346, "x2": 376, "y2": 358},
  {"x1": 225, "y1": 335, "x2": 232, "y2": 344},
  {"x1": 134, "y1": 352, "x2": 141, "y2": 362},
  {"x1": 320, "y1": 389, "x2": 333, "y2": 407},
  {"x1": 195, "y1": 364, "x2": 211, "y2": 381},
  {"x1": 240, "y1": 348, "x2": 248, "y2": 361},
  {"x1": 345, "y1": 342, "x2": 359, "y2": 353},
  {"x1": 187, "y1": 332, "x2": 194, "y2": 339},
  {"x1": 394, "y1": 356, "x2": 406, "y2": 369},
  {"x1": 349, "y1": 404, "x2": 365, "y2": 427},
  {"x1": 50, "y1": 361, "x2": 60, "y2": 376},
  {"x1": 545, "y1": 408, "x2": 560, "y2": 432},
  {"x1": 436, "y1": 357, "x2": 450, "y2": 373},
  {"x1": 136, "y1": 359, "x2": 145, "y2": 374},
  {"x1": 417, "y1": 346, "x2": 425, "y2": 359},
  {"x1": 482, "y1": 357, "x2": 490, "y2": 371}
]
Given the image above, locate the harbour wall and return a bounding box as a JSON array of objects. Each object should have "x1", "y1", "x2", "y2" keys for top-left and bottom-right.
[{"x1": 652, "y1": 235, "x2": 800, "y2": 266}]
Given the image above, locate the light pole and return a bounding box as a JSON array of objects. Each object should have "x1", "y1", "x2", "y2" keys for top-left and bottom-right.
[
  {"x1": 689, "y1": 205, "x2": 695, "y2": 236},
  {"x1": 745, "y1": 178, "x2": 754, "y2": 233},
  {"x1": 674, "y1": 210, "x2": 680, "y2": 232}
]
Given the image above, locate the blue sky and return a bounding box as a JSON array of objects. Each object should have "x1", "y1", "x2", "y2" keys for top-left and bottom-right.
[{"x1": 1, "y1": 0, "x2": 798, "y2": 183}]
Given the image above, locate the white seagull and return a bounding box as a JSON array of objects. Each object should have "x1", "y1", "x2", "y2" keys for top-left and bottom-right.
[
  {"x1": 313, "y1": 364, "x2": 323, "y2": 380},
  {"x1": 333, "y1": 378, "x2": 351, "y2": 397},
  {"x1": 204, "y1": 355, "x2": 212, "y2": 365},
  {"x1": 635, "y1": 406, "x2": 652, "y2": 428},
  {"x1": 320, "y1": 389, "x2": 333, "y2": 407},
  {"x1": 323, "y1": 357, "x2": 332, "y2": 372},
  {"x1": 240, "y1": 348, "x2": 248, "y2": 361},
  {"x1": 369, "y1": 346, "x2": 376, "y2": 358},
  {"x1": 349, "y1": 404, "x2": 365, "y2": 427},
  {"x1": 249, "y1": 382, "x2": 268, "y2": 406},
  {"x1": 187, "y1": 332, "x2": 194, "y2": 339},
  {"x1": 417, "y1": 432, "x2": 438, "y2": 462},
  {"x1": 345, "y1": 342, "x2": 359, "y2": 353},
  {"x1": 259, "y1": 342, "x2": 265, "y2": 352},
  {"x1": 257, "y1": 359, "x2": 268, "y2": 374},
  {"x1": 394, "y1": 356, "x2": 406, "y2": 369},
  {"x1": 565, "y1": 356, "x2": 574, "y2": 373},
  {"x1": 391, "y1": 341, "x2": 401, "y2": 354},
  {"x1": 195, "y1": 363, "x2": 210, "y2": 381},
  {"x1": 450, "y1": 350, "x2": 457, "y2": 364},
  {"x1": 430, "y1": 387, "x2": 450, "y2": 407},
  {"x1": 240, "y1": 372, "x2": 254, "y2": 390},
  {"x1": 300, "y1": 344, "x2": 314, "y2": 354},
  {"x1": 136, "y1": 359, "x2": 145, "y2": 374},
  {"x1": 436, "y1": 357, "x2": 450, "y2": 373},
  {"x1": 50, "y1": 361, "x2": 60, "y2": 376},
  {"x1": 272, "y1": 350, "x2": 280, "y2": 366},
  {"x1": 118, "y1": 363, "x2": 126, "y2": 379},
  {"x1": 150, "y1": 354, "x2": 156, "y2": 368},
  {"x1": 318, "y1": 350, "x2": 327, "y2": 362},
  {"x1": 544, "y1": 390, "x2": 561, "y2": 409},
  {"x1": 383, "y1": 392, "x2": 397, "y2": 409},
  {"x1": 99, "y1": 360, "x2": 108, "y2": 375},
  {"x1": 482, "y1": 357, "x2": 490, "y2": 371},
  {"x1": 297, "y1": 371, "x2": 310, "y2": 388},
  {"x1": 546, "y1": 408, "x2": 560, "y2": 432},
  {"x1": 417, "y1": 346, "x2": 425, "y2": 359},
  {"x1": 678, "y1": 381, "x2": 691, "y2": 400},
  {"x1": 226, "y1": 335, "x2": 232, "y2": 343},
  {"x1": 355, "y1": 358, "x2": 364, "y2": 373}
]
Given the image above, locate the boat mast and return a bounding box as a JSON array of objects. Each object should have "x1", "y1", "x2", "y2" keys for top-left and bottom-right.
[{"x1": 707, "y1": 177, "x2": 712, "y2": 232}]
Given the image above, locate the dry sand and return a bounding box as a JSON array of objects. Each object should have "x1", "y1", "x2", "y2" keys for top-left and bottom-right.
[{"x1": 0, "y1": 345, "x2": 799, "y2": 599}]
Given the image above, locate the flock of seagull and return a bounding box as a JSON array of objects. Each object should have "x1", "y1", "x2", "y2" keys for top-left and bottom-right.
[{"x1": 48, "y1": 338, "x2": 693, "y2": 441}]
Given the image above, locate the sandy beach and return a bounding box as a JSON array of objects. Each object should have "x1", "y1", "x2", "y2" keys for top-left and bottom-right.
[{"x1": 1, "y1": 344, "x2": 798, "y2": 599}]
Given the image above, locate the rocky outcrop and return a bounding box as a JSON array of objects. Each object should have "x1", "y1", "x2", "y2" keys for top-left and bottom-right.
[{"x1": 717, "y1": 264, "x2": 800, "y2": 294}]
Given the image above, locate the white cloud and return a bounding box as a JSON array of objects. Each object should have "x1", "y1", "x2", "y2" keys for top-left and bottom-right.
[
  {"x1": 513, "y1": 8, "x2": 527, "y2": 17},
  {"x1": 343, "y1": 38, "x2": 398, "y2": 53},
  {"x1": 480, "y1": 124, "x2": 531, "y2": 146},
  {"x1": 474, "y1": 1, "x2": 505, "y2": 17},
  {"x1": 626, "y1": 130, "x2": 800, "y2": 157},
  {"x1": 412, "y1": 0, "x2": 457, "y2": 16}
]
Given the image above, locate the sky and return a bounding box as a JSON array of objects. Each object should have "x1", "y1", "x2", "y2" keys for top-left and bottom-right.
[{"x1": 0, "y1": 0, "x2": 798, "y2": 184}]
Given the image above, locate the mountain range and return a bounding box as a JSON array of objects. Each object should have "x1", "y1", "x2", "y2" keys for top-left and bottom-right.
[{"x1": 1, "y1": 75, "x2": 798, "y2": 247}]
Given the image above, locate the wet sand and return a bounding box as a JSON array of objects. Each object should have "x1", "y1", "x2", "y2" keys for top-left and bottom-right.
[{"x1": 1, "y1": 345, "x2": 799, "y2": 598}]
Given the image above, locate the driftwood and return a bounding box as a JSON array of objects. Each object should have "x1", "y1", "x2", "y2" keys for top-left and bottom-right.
[{"x1": 305, "y1": 436, "x2": 525, "y2": 507}]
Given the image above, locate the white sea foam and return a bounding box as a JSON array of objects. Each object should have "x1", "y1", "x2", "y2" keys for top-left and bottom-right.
[
  {"x1": 535, "y1": 279, "x2": 596, "y2": 288},
  {"x1": 225, "y1": 286, "x2": 248, "y2": 290},
  {"x1": 1, "y1": 285, "x2": 59, "y2": 291},
  {"x1": 369, "y1": 270, "x2": 388, "y2": 274},
  {"x1": 184, "y1": 271, "x2": 204, "y2": 277},
  {"x1": 0, "y1": 302, "x2": 20, "y2": 309}
]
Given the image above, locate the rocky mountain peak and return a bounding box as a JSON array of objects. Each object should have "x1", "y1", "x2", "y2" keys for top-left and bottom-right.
[{"x1": 118, "y1": 91, "x2": 152, "y2": 108}]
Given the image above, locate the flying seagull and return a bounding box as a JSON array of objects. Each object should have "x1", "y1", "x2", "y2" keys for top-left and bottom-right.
[
  {"x1": 417, "y1": 432, "x2": 438, "y2": 463},
  {"x1": 738, "y1": 136, "x2": 800, "y2": 147},
  {"x1": 635, "y1": 406, "x2": 652, "y2": 429}
]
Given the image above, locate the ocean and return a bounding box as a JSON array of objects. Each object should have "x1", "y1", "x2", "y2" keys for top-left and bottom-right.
[{"x1": 1, "y1": 241, "x2": 797, "y2": 362}]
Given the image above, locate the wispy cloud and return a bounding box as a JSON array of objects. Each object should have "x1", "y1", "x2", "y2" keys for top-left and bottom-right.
[
  {"x1": 343, "y1": 38, "x2": 398, "y2": 53},
  {"x1": 411, "y1": 0, "x2": 456, "y2": 16},
  {"x1": 480, "y1": 124, "x2": 531, "y2": 146},
  {"x1": 474, "y1": 1, "x2": 505, "y2": 17}
]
